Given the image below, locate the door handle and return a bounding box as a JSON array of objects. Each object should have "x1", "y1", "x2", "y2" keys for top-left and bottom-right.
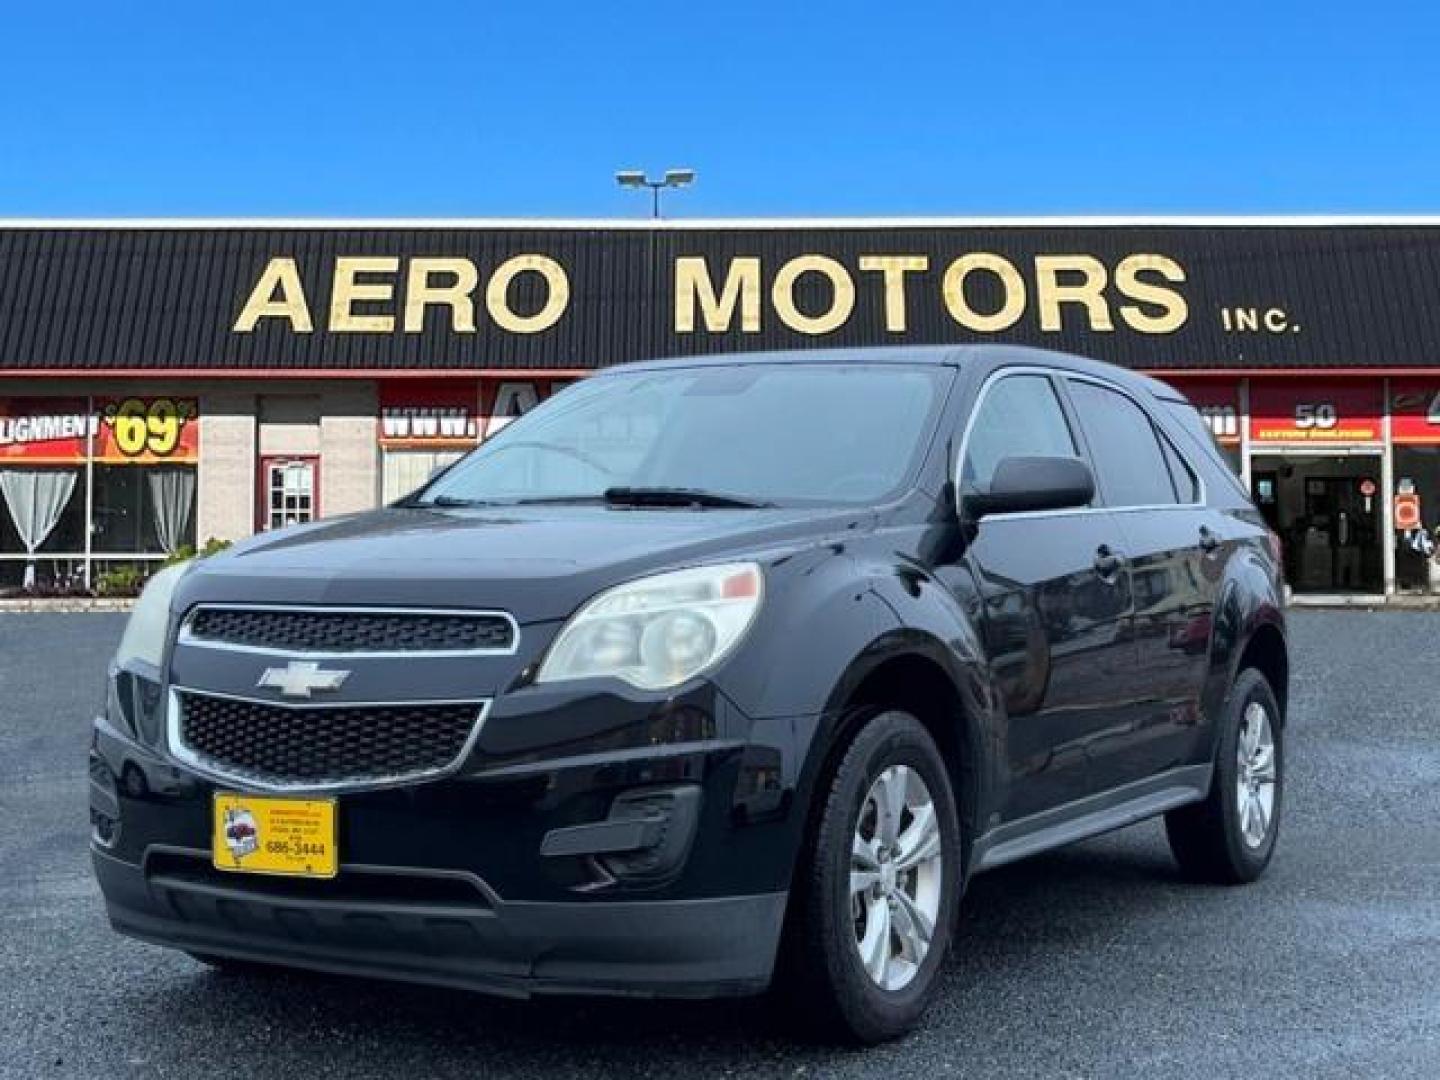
[
  {"x1": 1094, "y1": 544, "x2": 1123, "y2": 578},
  {"x1": 1199, "y1": 525, "x2": 1220, "y2": 553}
]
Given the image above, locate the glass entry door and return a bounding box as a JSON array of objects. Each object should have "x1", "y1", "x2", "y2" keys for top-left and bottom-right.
[{"x1": 1251, "y1": 453, "x2": 1383, "y2": 594}]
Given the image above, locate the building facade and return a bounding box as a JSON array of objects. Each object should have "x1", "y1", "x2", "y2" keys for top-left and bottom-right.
[{"x1": 3, "y1": 218, "x2": 1440, "y2": 599}]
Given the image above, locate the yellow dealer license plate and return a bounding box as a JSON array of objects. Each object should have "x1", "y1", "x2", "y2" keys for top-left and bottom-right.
[{"x1": 213, "y1": 793, "x2": 338, "y2": 879}]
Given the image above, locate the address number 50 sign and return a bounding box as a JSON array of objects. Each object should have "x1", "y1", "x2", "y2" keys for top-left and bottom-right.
[{"x1": 1293, "y1": 402, "x2": 1338, "y2": 430}]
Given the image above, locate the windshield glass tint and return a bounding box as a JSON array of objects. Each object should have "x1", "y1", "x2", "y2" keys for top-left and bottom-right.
[{"x1": 422, "y1": 363, "x2": 951, "y2": 507}]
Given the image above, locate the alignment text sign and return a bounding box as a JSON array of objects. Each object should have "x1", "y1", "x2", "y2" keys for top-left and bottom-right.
[{"x1": 0, "y1": 397, "x2": 199, "y2": 463}]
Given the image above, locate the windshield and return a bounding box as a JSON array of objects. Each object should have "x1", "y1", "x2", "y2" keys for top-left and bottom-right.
[{"x1": 418, "y1": 363, "x2": 952, "y2": 508}]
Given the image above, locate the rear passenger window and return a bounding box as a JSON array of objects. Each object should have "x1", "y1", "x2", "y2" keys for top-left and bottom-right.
[
  {"x1": 962, "y1": 375, "x2": 1078, "y2": 490},
  {"x1": 1066, "y1": 380, "x2": 1177, "y2": 506}
]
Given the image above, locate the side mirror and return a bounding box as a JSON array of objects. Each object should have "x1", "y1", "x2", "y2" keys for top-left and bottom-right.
[{"x1": 963, "y1": 455, "x2": 1095, "y2": 520}]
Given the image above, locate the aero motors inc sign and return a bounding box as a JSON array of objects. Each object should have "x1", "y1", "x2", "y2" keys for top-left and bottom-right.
[{"x1": 2, "y1": 224, "x2": 1435, "y2": 373}]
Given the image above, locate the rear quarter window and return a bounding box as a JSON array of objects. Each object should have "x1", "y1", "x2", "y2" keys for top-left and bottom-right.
[
  {"x1": 1158, "y1": 432, "x2": 1200, "y2": 502},
  {"x1": 1160, "y1": 399, "x2": 1251, "y2": 501}
]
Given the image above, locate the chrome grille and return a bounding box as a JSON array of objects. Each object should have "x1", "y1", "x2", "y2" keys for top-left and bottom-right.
[
  {"x1": 172, "y1": 691, "x2": 488, "y2": 790},
  {"x1": 182, "y1": 606, "x2": 516, "y2": 655}
]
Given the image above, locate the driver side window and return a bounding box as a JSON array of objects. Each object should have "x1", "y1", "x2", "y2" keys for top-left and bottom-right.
[{"x1": 962, "y1": 374, "x2": 1079, "y2": 490}]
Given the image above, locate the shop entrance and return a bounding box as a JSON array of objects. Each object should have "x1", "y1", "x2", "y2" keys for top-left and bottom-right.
[
  {"x1": 1251, "y1": 453, "x2": 1384, "y2": 595},
  {"x1": 257, "y1": 456, "x2": 319, "y2": 532}
]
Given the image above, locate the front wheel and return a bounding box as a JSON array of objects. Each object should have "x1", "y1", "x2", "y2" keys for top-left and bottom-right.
[
  {"x1": 778, "y1": 710, "x2": 962, "y2": 1044},
  {"x1": 1165, "y1": 668, "x2": 1284, "y2": 883}
]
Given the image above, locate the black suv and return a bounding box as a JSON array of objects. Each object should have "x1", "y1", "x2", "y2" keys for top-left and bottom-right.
[{"x1": 91, "y1": 346, "x2": 1288, "y2": 1043}]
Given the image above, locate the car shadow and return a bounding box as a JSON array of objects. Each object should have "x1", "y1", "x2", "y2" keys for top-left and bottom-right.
[{"x1": 129, "y1": 828, "x2": 1191, "y2": 1064}]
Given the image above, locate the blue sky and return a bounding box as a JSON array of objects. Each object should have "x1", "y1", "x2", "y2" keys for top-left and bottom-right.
[{"x1": 0, "y1": 0, "x2": 1435, "y2": 217}]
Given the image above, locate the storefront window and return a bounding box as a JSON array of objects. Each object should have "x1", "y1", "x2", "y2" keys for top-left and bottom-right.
[
  {"x1": 0, "y1": 467, "x2": 85, "y2": 588},
  {"x1": 1394, "y1": 447, "x2": 1440, "y2": 594},
  {"x1": 92, "y1": 464, "x2": 198, "y2": 554},
  {"x1": 0, "y1": 396, "x2": 199, "y2": 593}
]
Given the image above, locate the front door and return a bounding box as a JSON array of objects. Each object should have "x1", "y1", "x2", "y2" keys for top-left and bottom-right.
[
  {"x1": 955, "y1": 371, "x2": 1135, "y2": 822},
  {"x1": 258, "y1": 456, "x2": 319, "y2": 531}
]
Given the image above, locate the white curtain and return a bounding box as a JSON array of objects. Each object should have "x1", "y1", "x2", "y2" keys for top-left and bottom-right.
[
  {"x1": 147, "y1": 468, "x2": 196, "y2": 555},
  {"x1": 0, "y1": 469, "x2": 78, "y2": 588}
]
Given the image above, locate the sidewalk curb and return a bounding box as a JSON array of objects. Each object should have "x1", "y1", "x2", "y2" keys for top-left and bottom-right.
[{"x1": 0, "y1": 598, "x2": 135, "y2": 613}]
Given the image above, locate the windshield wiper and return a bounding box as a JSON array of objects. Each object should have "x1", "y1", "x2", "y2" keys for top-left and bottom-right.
[
  {"x1": 419, "y1": 494, "x2": 506, "y2": 508},
  {"x1": 603, "y1": 486, "x2": 774, "y2": 509}
]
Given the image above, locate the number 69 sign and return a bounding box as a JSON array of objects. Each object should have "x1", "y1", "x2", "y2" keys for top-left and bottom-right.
[{"x1": 98, "y1": 397, "x2": 199, "y2": 463}]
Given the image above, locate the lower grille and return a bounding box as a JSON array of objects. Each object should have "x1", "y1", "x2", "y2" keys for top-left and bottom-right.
[
  {"x1": 173, "y1": 691, "x2": 487, "y2": 789},
  {"x1": 144, "y1": 850, "x2": 496, "y2": 912}
]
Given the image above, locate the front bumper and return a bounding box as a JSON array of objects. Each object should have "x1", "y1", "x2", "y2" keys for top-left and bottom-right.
[
  {"x1": 93, "y1": 845, "x2": 785, "y2": 998},
  {"x1": 90, "y1": 666, "x2": 807, "y2": 999}
]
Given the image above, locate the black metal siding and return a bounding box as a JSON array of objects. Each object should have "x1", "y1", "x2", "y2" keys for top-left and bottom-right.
[{"x1": 3, "y1": 224, "x2": 1440, "y2": 373}]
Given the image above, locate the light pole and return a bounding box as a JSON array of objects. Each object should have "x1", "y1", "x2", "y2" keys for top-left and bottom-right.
[{"x1": 615, "y1": 168, "x2": 696, "y2": 218}]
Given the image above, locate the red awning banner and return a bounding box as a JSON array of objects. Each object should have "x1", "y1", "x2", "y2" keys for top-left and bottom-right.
[
  {"x1": 1249, "y1": 380, "x2": 1383, "y2": 444},
  {"x1": 0, "y1": 397, "x2": 198, "y2": 464},
  {"x1": 1390, "y1": 380, "x2": 1440, "y2": 444}
]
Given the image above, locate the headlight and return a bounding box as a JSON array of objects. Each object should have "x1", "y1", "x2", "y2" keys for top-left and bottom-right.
[
  {"x1": 536, "y1": 563, "x2": 763, "y2": 690},
  {"x1": 115, "y1": 563, "x2": 188, "y2": 671}
]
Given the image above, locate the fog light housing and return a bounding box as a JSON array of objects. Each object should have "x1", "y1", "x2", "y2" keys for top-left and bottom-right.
[
  {"x1": 90, "y1": 808, "x2": 120, "y2": 847},
  {"x1": 541, "y1": 784, "x2": 702, "y2": 888}
]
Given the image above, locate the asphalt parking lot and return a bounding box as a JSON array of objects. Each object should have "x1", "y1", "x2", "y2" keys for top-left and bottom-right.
[{"x1": 1, "y1": 610, "x2": 1436, "y2": 1079}]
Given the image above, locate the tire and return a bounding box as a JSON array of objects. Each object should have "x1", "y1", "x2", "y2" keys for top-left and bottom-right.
[
  {"x1": 776, "y1": 710, "x2": 962, "y2": 1044},
  {"x1": 1165, "y1": 667, "x2": 1284, "y2": 884}
]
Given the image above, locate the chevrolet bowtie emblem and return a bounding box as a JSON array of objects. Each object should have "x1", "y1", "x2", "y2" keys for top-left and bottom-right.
[{"x1": 256, "y1": 661, "x2": 350, "y2": 699}]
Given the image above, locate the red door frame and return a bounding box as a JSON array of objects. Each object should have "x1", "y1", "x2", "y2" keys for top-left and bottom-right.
[{"x1": 256, "y1": 455, "x2": 321, "y2": 531}]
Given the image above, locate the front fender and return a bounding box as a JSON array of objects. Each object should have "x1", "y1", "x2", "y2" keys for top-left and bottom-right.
[
  {"x1": 712, "y1": 547, "x2": 900, "y2": 721},
  {"x1": 862, "y1": 558, "x2": 1001, "y2": 830},
  {"x1": 710, "y1": 543, "x2": 1000, "y2": 891}
]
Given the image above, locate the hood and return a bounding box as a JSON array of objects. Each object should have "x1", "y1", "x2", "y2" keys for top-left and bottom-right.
[{"x1": 175, "y1": 504, "x2": 873, "y2": 623}]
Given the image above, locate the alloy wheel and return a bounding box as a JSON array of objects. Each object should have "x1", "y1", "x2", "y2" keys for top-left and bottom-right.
[
  {"x1": 849, "y1": 765, "x2": 944, "y2": 991},
  {"x1": 1236, "y1": 701, "x2": 1277, "y2": 848}
]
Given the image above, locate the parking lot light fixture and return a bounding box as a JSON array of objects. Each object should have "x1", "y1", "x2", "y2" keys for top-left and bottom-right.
[{"x1": 614, "y1": 168, "x2": 696, "y2": 218}]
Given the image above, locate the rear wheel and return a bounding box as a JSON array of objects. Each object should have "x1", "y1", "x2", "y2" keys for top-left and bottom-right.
[
  {"x1": 1165, "y1": 668, "x2": 1284, "y2": 883},
  {"x1": 778, "y1": 710, "x2": 961, "y2": 1044}
]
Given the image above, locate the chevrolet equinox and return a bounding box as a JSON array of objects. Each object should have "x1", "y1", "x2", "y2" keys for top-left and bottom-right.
[{"x1": 91, "y1": 346, "x2": 1288, "y2": 1043}]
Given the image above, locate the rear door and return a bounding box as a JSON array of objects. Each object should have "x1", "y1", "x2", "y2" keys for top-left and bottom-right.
[
  {"x1": 956, "y1": 371, "x2": 1135, "y2": 821},
  {"x1": 1062, "y1": 377, "x2": 1219, "y2": 790}
]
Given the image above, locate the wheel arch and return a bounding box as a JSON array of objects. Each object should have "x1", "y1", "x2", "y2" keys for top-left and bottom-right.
[
  {"x1": 1235, "y1": 620, "x2": 1289, "y2": 725},
  {"x1": 806, "y1": 630, "x2": 990, "y2": 881},
  {"x1": 1207, "y1": 549, "x2": 1288, "y2": 732},
  {"x1": 843, "y1": 650, "x2": 983, "y2": 865}
]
